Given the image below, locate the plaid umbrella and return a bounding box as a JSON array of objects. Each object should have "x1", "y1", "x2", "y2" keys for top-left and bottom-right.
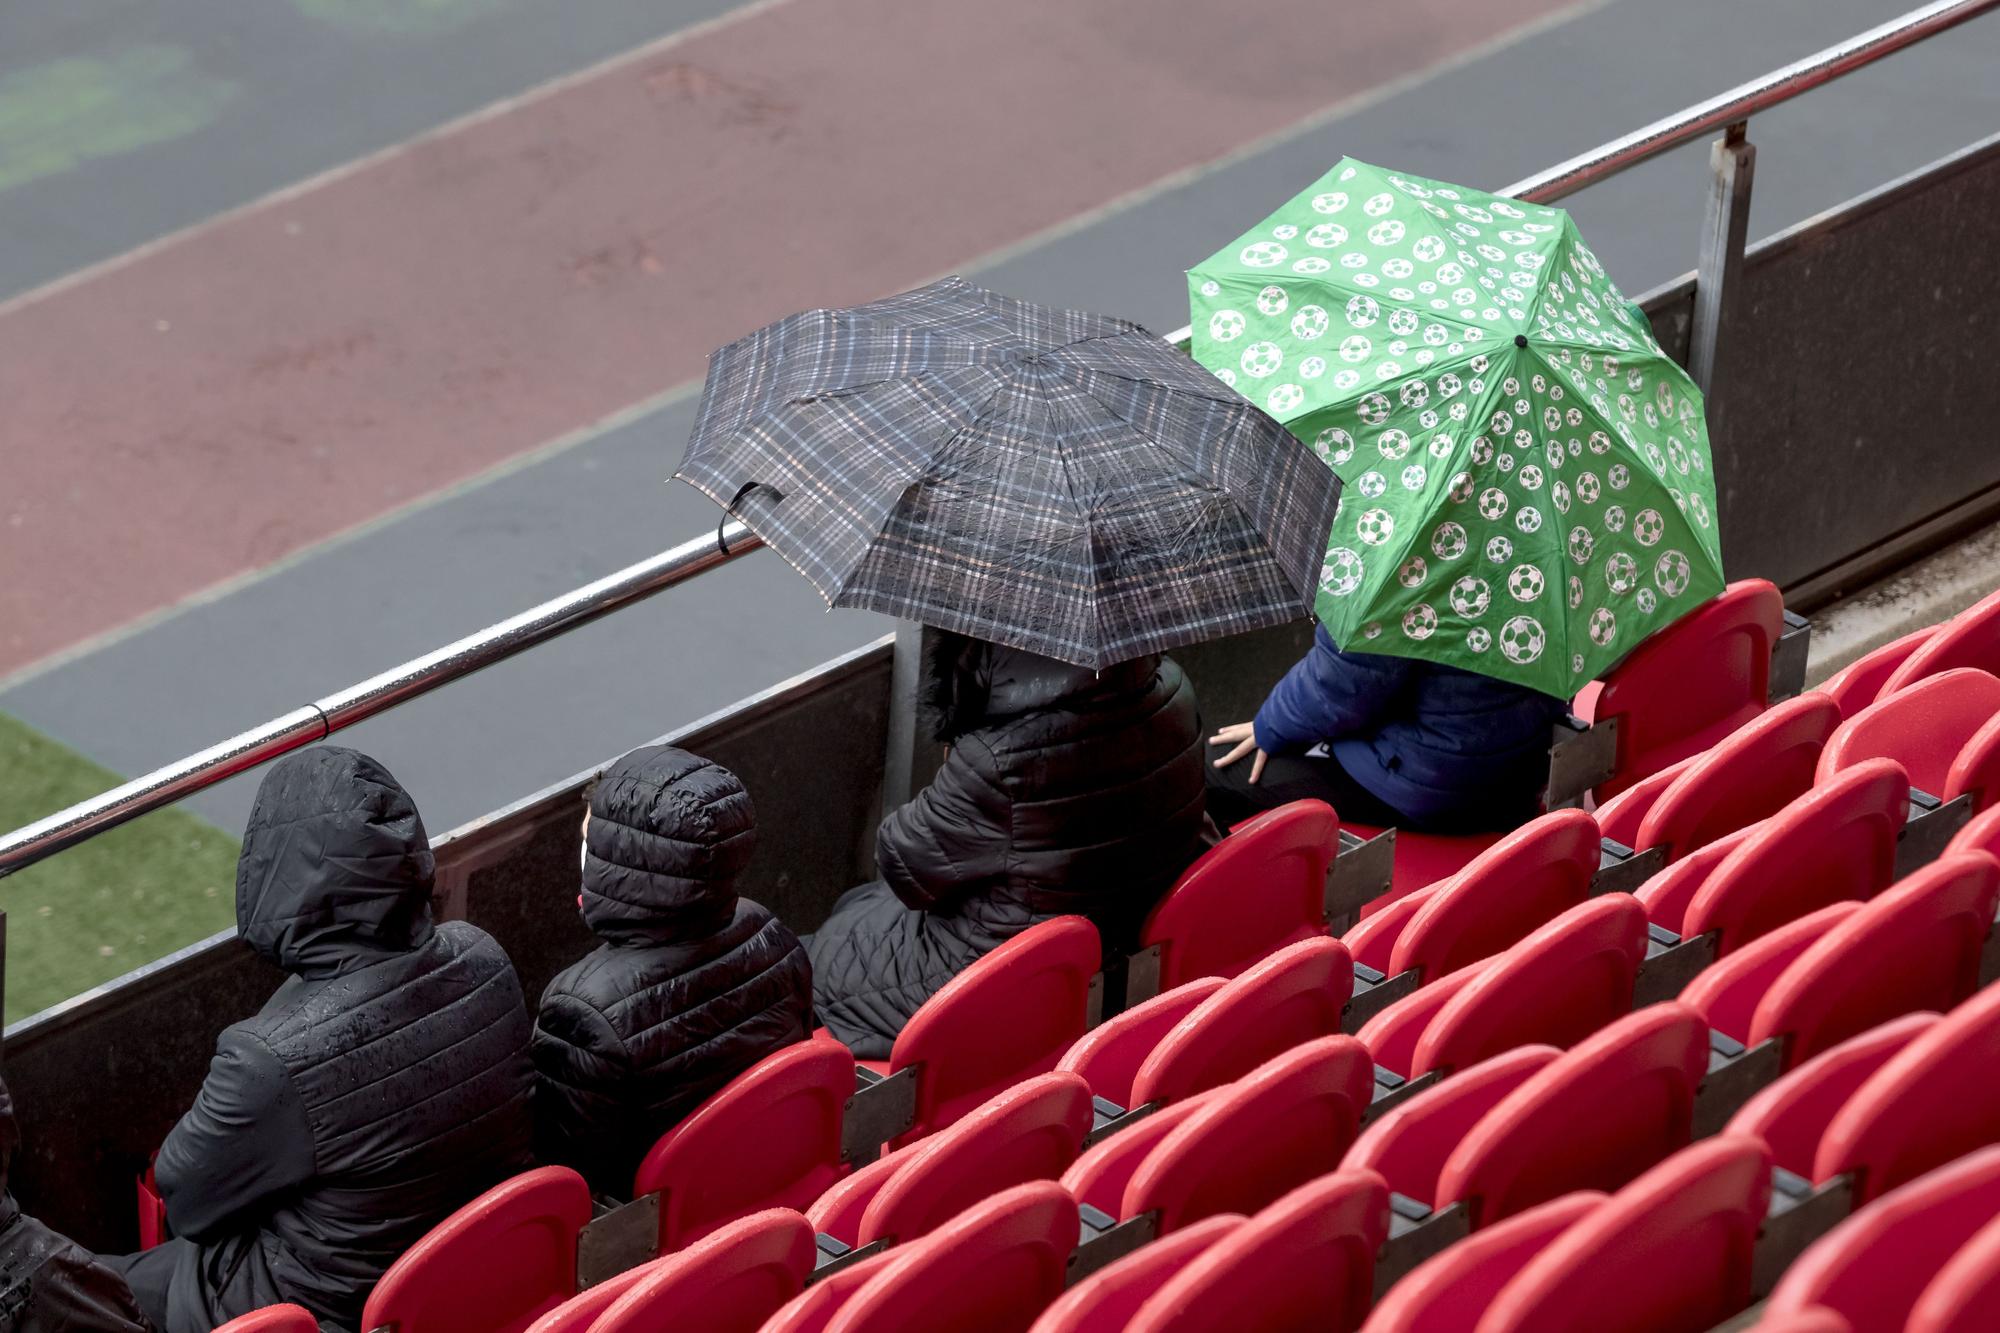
[{"x1": 675, "y1": 276, "x2": 1339, "y2": 669}]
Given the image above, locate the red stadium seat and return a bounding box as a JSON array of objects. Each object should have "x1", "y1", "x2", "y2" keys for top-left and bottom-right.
[
  {"x1": 1026, "y1": 1215, "x2": 1243, "y2": 1333},
  {"x1": 1818, "y1": 627, "x2": 1937, "y2": 719},
  {"x1": 1943, "y1": 709, "x2": 2000, "y2": 809},
  {"x1": 1387, "y1": 810, "x2": 1601, "y2": 981},
  {"x1": 856, "y1": 1073, "x2": 1093, "y2": 1248},
  {"x1": 1139, "y1": 800, "x2": 1336, "y2": 989},
  {"x1": 1583, "y1": 579, "x2": 1786, "y2": 799},
  {"x1": 1128, "y1": 937, "x2": 1353, "y2": 1106},
  {"x1": 1593, "y1": 757, "x2": 1692, "y2": 849},
  {"x1": 1060, "y1": 1089, "x2": 1222, "y2": 1216},
  {"x1": 1758, "y1": 1312, "x2": 1856, "y2": 1333},
  {"x1": 1815, "y1": 985, "x2": 2000, "y2": 1202},
  {"x1": 1436, "y1": 1004, "x2": 1710, "y2": 1226},
  {"x1": 215, "y1": 1308, "x2": 318, "y2": 1333},
  {"x1": 1679, "y1": 902, "x2": 1864, "y2": 1043},
  {"x1": 588, "y1": 1208, "x2": 816, "y2": 1333},
  {"x1": 1360, "y1": 1191, "x2": 1601, "y2": 1333},
  {"x1": 1882, "y1": 587, "x2": 2000, "y2": 694},
  {"x1": 1127, "y1": 1170, "x2": 1391, "y2": 1333},
  {"x1": 806, "y1": 1145, "x2": 912, "y2": 1247},
  {"x1": 1478, "y1": 1135, "x2": 1772, "y2": 1333},
  {"x1": 521, "y1": 1264, "x2": 655, "y2": 1333},
  {"x1": 827, "y1": 1182, "x2": 1082, "y2": 1333},
  {"x1": 1908, "y1": 1206, "x2": 2000, "y2": 1333},
  {"x1": 1682, "y1": 760, "x2": 1909, "y2": 954},
  {"x1": 1635, "y1": 692, "x2": 1841, "y2": 859},
  {"x1": 1356, "y1": 958, "x2": 1493, "y2": 1079},
  {"x1": 1768, "y1": 1145, "x2": 2000, "y2": 1332},
  {"x1": 1409, "y1": 896, "x2": 1649, "y2": 1078},
  {"x1": 1635, "y1": 822, "x2": 1758, "y2": 935},
  {"x1": 1817, "y1": 668, "x2": 2000, "y2": 797},
  {"x1": 1343, "y1": 1046, "x2": 1561, "y2": 1207},
  {"x1": 1341, "y1": 882, "x2": 1441, "y2": 973},
  {"x1": 632, "y1": 1038, "x2": 854, "y2": 1249},
  {"x1": 1746, "y1": 852, "x2": 2000, "y2": 1066},
  {"x1": 1342, "y1": 822, "x2": 1504, "y2": 908},
  {"x1": 1055, "y1": 979, "x2": 1223, "y2": 1107},
  {"x1": 1724, "y1": 1012, "x2": 1941, "y2": 1177},
  {"x1": 360, "y1": 1166, "x2": 592, "y2": 1333},
  {"x1": 759, "y1": 1251, "x2": 895, "y2": 1333},
  {"x1": 1121, "y1": 1037, "x2": 1374, "y2": 1233},
  {"x1": 1948, "y1": 802, "x2": 2000, "y2": 857},
  {"x1": 878, "y1": 916, "x2": 1099, "y2": 1145}
]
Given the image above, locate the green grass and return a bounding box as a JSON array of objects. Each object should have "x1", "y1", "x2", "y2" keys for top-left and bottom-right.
[{"x1": 0, "y1": 712, "x2": 239, "y2": 1023}]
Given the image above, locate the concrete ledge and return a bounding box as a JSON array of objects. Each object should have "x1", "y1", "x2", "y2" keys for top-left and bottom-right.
[{"x1": 1804, "y1": 517, "x2": 2000, "y2": 684}]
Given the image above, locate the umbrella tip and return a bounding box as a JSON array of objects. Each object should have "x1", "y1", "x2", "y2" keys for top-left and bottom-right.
[{"x1": 1514, "y1": 334, "x2": 1529, "y2": 349}]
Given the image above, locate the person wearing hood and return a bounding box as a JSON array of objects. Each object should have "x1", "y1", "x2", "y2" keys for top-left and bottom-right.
[
  {"x1": 532, "y1": 746, "x2": 813, "y2": 1196},
  {"x1": 106, "y1": 747, "x2": 534, "y2": 1333},
  {"x1": 809, "y1": 634, "x2": 1207, "y2": 1058},
  {"x1": 0, "y1": 1076, "x2": 152, "y2": 1331}
]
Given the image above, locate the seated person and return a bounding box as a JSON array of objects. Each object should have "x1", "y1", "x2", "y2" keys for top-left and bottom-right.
[
  {"x1": 810, "y1": 633, "x2": 1207, "y2": 1057},
  {"x1": 533, "y1": 746, "x2": 813, "y2": 1195},
  {"x1": 1208, "y1": 625, "x2": 1568, "y2": 833},
  {"x1": 0, "y1": 1075, "x2": 150, "y2": 1331},
  {"x1": 109, "y1": 747, "x2": 534, "y2": 1333}
]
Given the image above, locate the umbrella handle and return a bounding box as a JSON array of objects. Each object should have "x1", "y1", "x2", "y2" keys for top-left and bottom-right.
[{"x1": 719, "y1": 481, "x2": 784, "y2": 554}]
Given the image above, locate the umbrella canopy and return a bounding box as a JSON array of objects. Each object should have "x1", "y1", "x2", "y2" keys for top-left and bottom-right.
[
  {"x1": 675, "y1": 276, "x2": 1339, "y2": 669},
  {"x1": 1188, "y1": 159, "x2": 1725, "y2": 697}
]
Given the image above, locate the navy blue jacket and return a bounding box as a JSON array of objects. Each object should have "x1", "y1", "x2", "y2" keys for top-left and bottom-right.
[{"x1": 1253, "y1": 628, "x2": 1568, "y2": 828}]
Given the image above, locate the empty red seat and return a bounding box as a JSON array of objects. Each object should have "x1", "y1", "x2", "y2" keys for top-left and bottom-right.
[
  {"x1": 826, "y1": 1181, "x2": 1082, "y2": 1333},
  {"x1": 1026, "y1": 1215, "x2": 1243, "y2": 1333},
  {"x1": 876, "y1": 916, "x2": 1100, "y2": 1146},
  {"x1": 1128, "y1": 937, "x2": 1353, "y2": 1106},
  {"x1": 360, "y1": 1166, "x2": 592, "y2": 1333},
  {"x1": 1410, "y1": 896, "x2": 1650, "y2": 1078},
  {"x1": 632, "y1": 1037, "x2": 854, "y2": 1250},
  {"x1": 1819, "y1": 627, "x2": 1937, "y2": 719},
  {"x1": 1635, "y1": 822, "x2": 1758, "y2": 935},
  {"x1": 1882, "y1": 587, "x2": 2000, "y2": 694},
  {"x1": 1943, "y1": 709, "x2": 2000, "y2": 810},
  {"x1": 1139, "y1": 800, "x2": 1336, "y2": 989},
  {"x1": 1679, "y1": 902, "x2": 1864, "y2": 1044},
  {"x1": 1060, "y1": 1089, "x2": 1222, "y2": 1217},
  {"x1": 1055, "y1": 979, "x2": 1223, "y2": 1107},
  {"x1": 1387, "y1": 810, "x2": 1601, "y2": 981},
  {"x1": 758, "y1": 1251, "x2": 896, "y2": 1333},
  {"x1": 1355, "y1": 958, "x2": 1493, "y2": 1079},
  {"x1": 1127, "y1": 1170, "x2": 1391, "y2": 1333},
  {"x1": 523, "y1": 1264, "x2": 657, "y2": 1333},
  {"x1": 590, "y1": 1208, "x2": 817, "y2": 1333},
  {"x1": 1478, "y1": 1135, "x2": 1772, "y2": 1333},
  {"x1": 1682, "y1": 759, "x2": 1909, "y2": 954},
  {"x1": 1121, "y1": 1036, "x2": 1374, "y2": 1234},
  {"x1": 805, "y1": 1143, "x2": 911, "y2": 1247},
  {"x1": 1592, "y1": 758, "x2": 1693, "y2": 848},
  {"x1": 1360, "y1": 1191, "x2": 1601, "y2": 1333},
  {"x1": 1768, "y1": 1145, "x2": 2000, "y2": 1332},
  {"x1": 1635, "y1": 692, "x2": 1840, "y2": 860},
  {"x1": 1758, "y1": 1312, "x2": 1856, "y2": 1333},
  {"x1": 1725, "y1": 1012, "x2": 1941, "y2": 1177},
  {"x1": 1341, "y1": 882, "x2": 1442, "y2": 973},
  {"x1": 214, "y1": 1309, "x2": 318, "y2": 1333},
  {"x1": 1908, "y1": 1205, "x2": 2000, "y2": 1333},
  {"x1": 1342, "y1": 822, "x2": 1504, "y2": 907},
  {"x1": 1948, "y1": 803, "x2": 2000, "y2": 857},
  {"x1": 1436, "y1": 1004, "x2": 1710, "y2": 1226},
  {"x1": 1818, "y1": 668, "x2": 2000, "y2": 797},
  {"x1": 1343, "y1": 1046, "x2": 1561, "y2": 1207}
]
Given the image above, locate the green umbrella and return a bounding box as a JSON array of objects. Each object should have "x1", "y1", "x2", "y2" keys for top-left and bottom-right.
[{"x1": 1187, "y1": 158, "x2": 1724, "y2": 697}]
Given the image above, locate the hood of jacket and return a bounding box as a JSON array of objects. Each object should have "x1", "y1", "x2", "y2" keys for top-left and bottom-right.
[
  {"x1": 236, "y1": 746, "x2": 436, "y2": 977},
  {"x1": 928, "y1": 634, "x2": 1160, "y2": 739},
  {"x1": 582, "y1": 746, "x2": 754, "y2": 944}
]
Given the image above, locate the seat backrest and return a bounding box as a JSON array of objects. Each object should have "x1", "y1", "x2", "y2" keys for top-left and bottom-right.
[
  {"x1": 858, "y1": 1072, "x2": 1093, "y2": 1247},
  {"x1": 1593, "y1": 757, "x2": 1694, "y2": 849},
  {"x1": 1128, "y1": 937, "x2": 1354, "y2": 1106},
  {"x1": 827, "y1": 1182, "x2": 1082, "y2": 1333},
  {"x1": 1637, "y1": 692, "x2": 1841, "y2": 860},
  {"x1": 1882, "y1": 587, "x2": 2000, "y2": 694},
  {"x1": 1820, "y1": 628, "x2": 1938, "y2": 719},
  {"x1": 1059, "y1": 1089, "x2": 1221, "y2": 1216},
  {"x1": 1769, "y1": 1145, "x2": 2000, "y2": 1330},
  {"x1": 1943, "y1": 709, "x2": 2000, "y2": 809},
  {"x1": 1436, "y1": 1004, "x2": 1710, "y2": 1226},
  {"x1": 1055, "y1": 979, "x2": 1223, "y2": 1107},
  {"x1": 1683, "y1": 760, "x2": 1910, "y2": 954},
  {"x1": 1477, "y1": 1135, "x2": 1772, "y2": 1333},
  {"x1": 1341, "y1": 882, "x2": 1442, "y2": 974},
  {"x1": 361, "y1": 1166, "x2": 592, "y2": 1333},
  {"x1": 1748, "y1": 852, "x2": 2000, "y2": 1067},
  {"x1": 1128, "y1": 1169, "x2": 1390, "y2": 1333},
  {"x1": 1122, "y1": 1036, "x2": 1375, "y2": 1234},
  {"x1": 1388, "y1": 810, "x2": 1602, "y2": 981},
  {"x1": 1141, "y1": 799, "x2": 1338, "y2": 989},
  {"x1": 1634, "y1": 823, "x2": 1759, "y2": 935},
  {"x1": 1725, "y1": 1012, "x2": 1941, "y2": 1178},
  {"x1": 634, "y1": 1038, "x2": 855, "y2": 1249},
  {"x1": 521, "y1": 1264, "x2": 655, "y2": 1333},
  {"x1": 1815, "y1": 983, "x2": 2000, "y2": 1201},
  {"x1": 1817, "y1": 668, "x2": 2000, "y2": 796},
  {"x1": 590, "y1": 1208, "x2": 817, "y2": 1333},
  {"x1": 1410, "y1": 895, "x2": 1649, "y2": 1078},
  {"x1": 215, "y1": 1308, "x2": 319, "y2": 1333},
  {"x1": 1360, "y1": 1191, "x2": 1602, "y2": 1333},
  {"x1": 1354, "y1": 957, "x2": 1493, "y2": 1080},
  {"x1": 888, "y1": 916, "x2": 1100, "y2": 1144},
  {"x1": 1756, "y1": 1312, "x2": 1856, "y2": 1333},
  {"x1": 1948, "y1": 803, "x2": 2000, "y2": 857},
  {"x1": 805, "y1": 1144, "x2": 912, "y2": 1247},
  {"x1": 1025, "y1": 1215, "x2": 1243, "y2": 1333},
  {"x1": 1908, "y1": 1206, "x2": 2000, "y2": 1333},
  {"x1": 1590, "y1": 580, "x2": 1785, "y2": 798},
  {"x1": 1343, "y1": 1046, "x2": 1561, "y2": 1207},
  {"x1": 1680, "y1": 902, "x2": 1864, "y2": 1045},
  {"x1": 758, "y1": 1251, "x2": 896, "y2": 1333}
]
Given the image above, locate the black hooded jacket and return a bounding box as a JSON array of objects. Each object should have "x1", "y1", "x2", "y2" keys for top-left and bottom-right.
[
  {"x1": 0, "y1": 1079, "x2": 151, "y2": 1331},
  {"x1": 147, "y1": 748, "x2": 533, "y2": 1333},
  {"x1": 810, "y1": 641, "x2": 1206, "y2": 1056},
  {"x1": 533, "y1": 747, "x2": 813, "y2": 1196}
]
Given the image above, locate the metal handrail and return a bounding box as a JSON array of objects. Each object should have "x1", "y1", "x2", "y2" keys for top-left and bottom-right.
[{"x1": 2, "y1": 0, "x2": 1991, "y2": 877}]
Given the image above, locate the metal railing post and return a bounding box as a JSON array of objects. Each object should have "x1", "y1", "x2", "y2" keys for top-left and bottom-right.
[
  {"x1": 1689, "y1": 123, "x2": 1757, "y2": 430},
  {"x1": 881, "y1": 620, "x2": 929, "y2": 811}
]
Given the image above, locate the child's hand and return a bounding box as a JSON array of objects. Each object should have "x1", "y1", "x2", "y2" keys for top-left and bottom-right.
[{"x1": 1209, "y1": 722, "x2": 1268, "y2": 784}]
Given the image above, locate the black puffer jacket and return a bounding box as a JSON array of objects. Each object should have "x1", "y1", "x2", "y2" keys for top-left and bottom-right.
[
  {"x1": 811, "y1": 642, "x2": 1206, "y2": 1056},
  {"x1": 533, "y1": 747, "x2": 813, "y2": 1196},
  {"x1": 146, "y1": 748, "x2": 533, "y2": 1333}
]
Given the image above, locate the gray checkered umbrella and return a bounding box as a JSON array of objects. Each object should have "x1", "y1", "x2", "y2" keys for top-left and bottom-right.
[{"x1": 674, "y1": 276, "x2": 1341, "y2": 669}]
